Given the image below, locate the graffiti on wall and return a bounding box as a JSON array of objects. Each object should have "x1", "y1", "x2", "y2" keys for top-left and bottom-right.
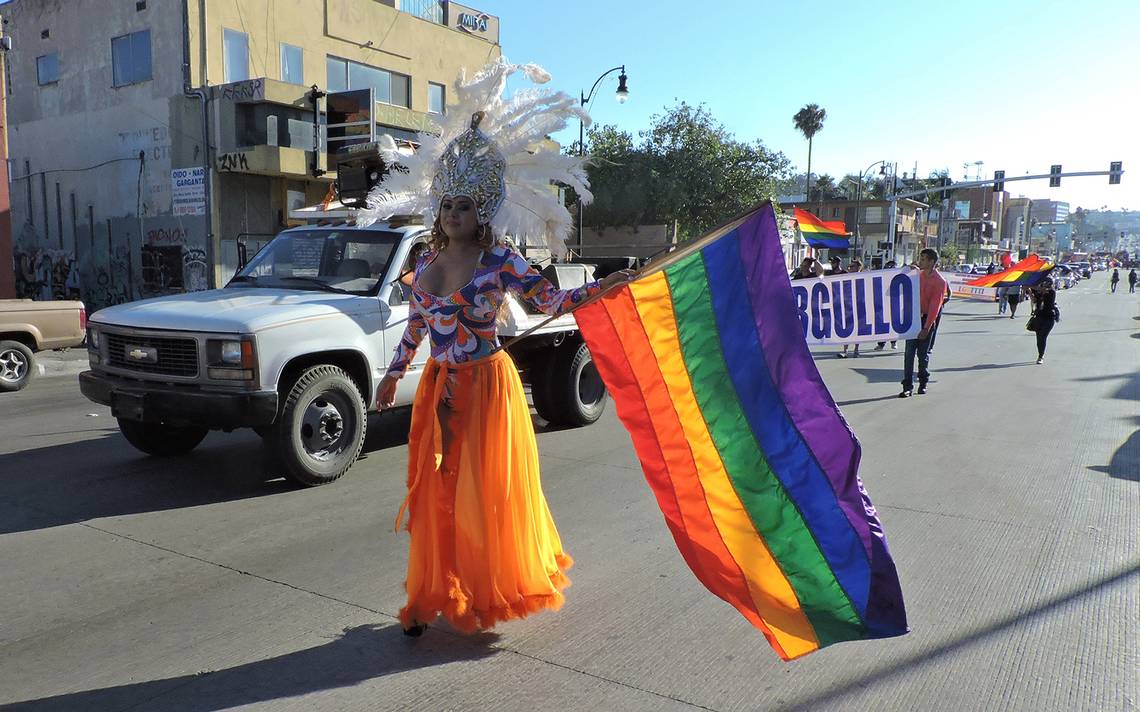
[
  {"x1": 11, "y1": 215, "x2": 210, "y2": 311},
  {"x1": 14, "y1": 248, "x2": 81, "y2": 301},
  {"x1": 217, "y1": 152, "x2": 251, "y2": 172},
  {"x1": 220, "y1": 78, "x2": 264, "y2": 102},
  {"x1": 183, "y1": 248, "x2": 209, "y2": 292}
]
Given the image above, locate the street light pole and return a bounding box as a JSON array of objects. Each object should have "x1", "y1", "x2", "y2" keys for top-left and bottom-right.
[
  {"x1": 853, "y1": 159, "x2": 886, "y2": 261},
  {"x1": 577, "y1": 65, "x2": 628, "y2": 257}
]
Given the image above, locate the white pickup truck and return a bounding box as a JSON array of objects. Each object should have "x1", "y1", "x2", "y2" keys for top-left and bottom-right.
[{"x1": 80, "y1": 218, "x2": 608, "y2": 486}]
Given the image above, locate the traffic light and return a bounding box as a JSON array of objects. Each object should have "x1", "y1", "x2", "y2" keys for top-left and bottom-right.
[
  {"x1": 1049, "y1": 165, "x2": 1062, "y2": 188},
  {"x1": 993, "y1": 170, "x2": 1005, "y2": 193},
  {"x1": 333, "y1": 142, "x2": 388, "y2": 208},
  {"x1": 1109, "y1": 161, "x2": 1122, "y2": 185}
]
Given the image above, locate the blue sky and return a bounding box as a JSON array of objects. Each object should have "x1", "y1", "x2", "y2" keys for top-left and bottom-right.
[{"x1": 481, "y1": 0, "x2": 1139, "y2": 211}]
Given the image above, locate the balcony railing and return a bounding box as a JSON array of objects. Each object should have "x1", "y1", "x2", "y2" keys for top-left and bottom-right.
[{"x1": 402, "y1": 0, "x2": 445, "y2": 24}]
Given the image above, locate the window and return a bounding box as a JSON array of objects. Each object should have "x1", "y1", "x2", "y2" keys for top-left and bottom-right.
[
  {"x1": 280, "y1": 43, "x2": 302, "y2": 85},
  {"x1": 428, "y1": 82, "x2": 445, "y2": 114},
  {"x1": 36, "y1": 53, "x2": 59, "y2": 85},
  {"x1": 111, "y1": 30, "x2": 152, "y2": 86},
  {"x1": 864, "y1": 206, "x2": 885, "y2": 223},
  {"x1": 326, "y1": 55, "x2": 411, "y2": 108},
  {"x1": 326, "y1": 57, "x2": 348, "y2": 92},
  {"x1": 223, "y1": 28, "x2": 250, "y2": 83},
  {"x1": 831, "y1": 208, "x2": 839, "y2": 218}
]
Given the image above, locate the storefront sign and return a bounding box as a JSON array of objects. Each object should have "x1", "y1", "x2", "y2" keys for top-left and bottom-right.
[{"x1": 171, "y1": 167, "x2": 206, "y2": 216}]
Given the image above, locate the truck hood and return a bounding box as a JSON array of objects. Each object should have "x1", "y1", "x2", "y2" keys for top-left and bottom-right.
[{"x1": 90, "y1": 288, "x2": 378, "y2": 334}]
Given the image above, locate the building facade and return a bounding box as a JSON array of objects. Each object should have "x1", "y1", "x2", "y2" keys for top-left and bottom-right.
[
  {"x1": 1029, "y1": 199, "x2": 1069, "y2": 225},
  {"x1": 778, "y1": 198, "x2": 935, "y2": 268},
  {"x1": 4, "y1": 0, "x2": 501, "y2": 308}
]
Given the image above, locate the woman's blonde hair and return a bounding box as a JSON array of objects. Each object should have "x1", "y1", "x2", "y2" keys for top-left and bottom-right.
[{"x1": 428, "y1": 212, "x2": 495, "y2": 252}]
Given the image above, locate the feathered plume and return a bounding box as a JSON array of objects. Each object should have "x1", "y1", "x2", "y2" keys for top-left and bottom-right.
[{"x1": 358, "y1": 58, "x2": 591, "y2": 258}]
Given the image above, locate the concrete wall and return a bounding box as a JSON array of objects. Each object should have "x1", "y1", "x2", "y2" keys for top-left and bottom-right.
[{"x1": 189, "y1": 0, "x2": 501, "y2": 113}]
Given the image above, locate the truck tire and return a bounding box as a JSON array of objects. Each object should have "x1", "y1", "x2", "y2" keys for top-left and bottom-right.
[
  {"x1": 0, "y1": 340, "x2": 35, "y2": 393},
  {"x1": 275, "y1": 365, "x2": 366, "y2": 487},
  {"x1": 538, "y1": 342, "x2": 607, "y2": 427},
  {"x1": 117, "y1": 419, "x2": 209, "y2": 456}
]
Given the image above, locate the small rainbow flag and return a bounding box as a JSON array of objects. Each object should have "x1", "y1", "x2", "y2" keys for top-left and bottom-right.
[
  {"x1": 576, "y1": 203, "x2": 908, "y2": 660},
  {"x1": 967, "y1": 255, "x2": 1053, "y2": 288},
  {"x1": 794, "y1": 207, "x2": 850, "y2": 249}
]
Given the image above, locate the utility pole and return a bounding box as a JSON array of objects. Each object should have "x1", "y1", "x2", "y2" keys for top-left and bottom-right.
[{"x1": 0, "y1": 20, "x2": 14, "y2": 299}]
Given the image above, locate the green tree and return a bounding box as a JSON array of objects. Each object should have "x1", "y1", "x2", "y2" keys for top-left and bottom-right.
[
  {"x1": 792, "y1": 103, "x2": 826, "y2": 200},
  {"x1": 580, "y1": 102, "x2": 792, "y2": 238}
]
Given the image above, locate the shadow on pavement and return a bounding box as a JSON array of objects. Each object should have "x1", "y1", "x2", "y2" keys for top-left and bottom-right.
[
  {"x1": 936, "y1": 362, "x2": 1036, "y2": 373},
  {"x1": 1088, "y1": 416, "x2": 1140, "y2": 482},
  {"x1": 772, "y1": 560, "x2": 1140, "y2": 712},
  {"x1": 4, "y1": 624, "x2": 501, "y2": 711},
  {"x1": 850, "y1": 368, "x2": 903, "y2": 384},
  {"x1": 0, "y1": 403, "x2": 570, "y2": 536},
  {"x1": 835, "y1": 395, "x2": 901, "y2": 408}
]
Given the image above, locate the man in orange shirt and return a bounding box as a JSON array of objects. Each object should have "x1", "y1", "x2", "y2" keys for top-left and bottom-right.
[{"x1": 899, "y1": 248, "x2": 949, "y2": 398}]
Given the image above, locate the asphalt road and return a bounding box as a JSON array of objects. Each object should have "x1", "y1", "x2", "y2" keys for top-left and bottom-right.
[{"x1": 1, "y1": 274, "x2": 1136, "y2": 712}]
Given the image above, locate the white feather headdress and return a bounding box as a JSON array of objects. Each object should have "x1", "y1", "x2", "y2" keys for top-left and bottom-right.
[{"x1": 358, "y1": 58, "x2": 592, "y2": 258}]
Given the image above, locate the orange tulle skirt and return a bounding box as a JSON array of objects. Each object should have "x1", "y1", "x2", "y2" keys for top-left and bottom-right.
[{"x1": 396, "y1": 350, "x2": 572, "y2": 633}]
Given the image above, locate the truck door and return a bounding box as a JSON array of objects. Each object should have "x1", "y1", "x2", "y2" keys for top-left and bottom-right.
[{"x1": 380, "y1": 236, "x2": 431, "y2": 405}]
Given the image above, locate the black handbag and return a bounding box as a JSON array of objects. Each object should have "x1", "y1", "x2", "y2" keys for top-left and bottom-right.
[{"x1": 1026, "y1": 313, "x2": 1038, "y2": 332}]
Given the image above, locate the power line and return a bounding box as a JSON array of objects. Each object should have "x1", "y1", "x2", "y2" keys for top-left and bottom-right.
[{"x1": 10, "y1": 155, "x2": 142, "y2": 182}]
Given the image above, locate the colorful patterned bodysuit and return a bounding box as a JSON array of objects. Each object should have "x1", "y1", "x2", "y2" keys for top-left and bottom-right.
[{"x1": 387, "y1": 245, "x2": 601, "y2": 404}]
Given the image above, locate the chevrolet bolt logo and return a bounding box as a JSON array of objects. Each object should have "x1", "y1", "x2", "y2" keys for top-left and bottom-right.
[{"x1": 126, "y1": 346, "x2": 158, "y2": 363}]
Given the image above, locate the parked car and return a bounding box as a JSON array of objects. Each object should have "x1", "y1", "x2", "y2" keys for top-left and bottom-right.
[
  {"x1": 0, "y1": 298, "x2": 87, "y2": 392},
  {"x1": 81, "y1": 217, "x2": 609, "y2": 486},
  {"x1": 956, "y1": 263, "x2": 976, "y2": 274},
  {"x1": 1072, "y1": 262, "x2": 1092, "y2": 278}
]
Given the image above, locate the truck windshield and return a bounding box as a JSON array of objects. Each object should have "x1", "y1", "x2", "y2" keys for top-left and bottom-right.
[{"x1": 232, "y1": 229, "x2": 401, "y2": 295}]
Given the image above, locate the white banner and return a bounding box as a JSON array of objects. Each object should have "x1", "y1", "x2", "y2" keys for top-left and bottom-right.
[
  {"x1": 790, "y1": 269, "x2": 922, "y2": 346},
  {"x1": 945, "y1": 272, "x2": 998, "y2": 301},
  {"x1": 171, "y1": 167, "x2": 206, "y2": 216}
]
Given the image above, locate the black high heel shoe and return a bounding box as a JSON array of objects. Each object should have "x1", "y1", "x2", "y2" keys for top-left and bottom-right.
[{"x1": 403, "y1": 622, "x2": 428, "y2": 637}]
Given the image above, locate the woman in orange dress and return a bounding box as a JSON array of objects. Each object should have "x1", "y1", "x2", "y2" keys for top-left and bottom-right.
[{"x1": 368, "y1": 61, "x2": 633, "y2": 636}]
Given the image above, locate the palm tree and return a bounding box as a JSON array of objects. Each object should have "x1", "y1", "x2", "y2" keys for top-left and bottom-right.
[{"x1": 793, "y1": 104, "x2": 827, "y2": 202}]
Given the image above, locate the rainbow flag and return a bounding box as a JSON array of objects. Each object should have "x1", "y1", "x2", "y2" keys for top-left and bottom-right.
[
  {"x1": 576, "y1": 203, "x2": 907, "y2": 660},
  {"x1": 794, "y1": 207, "x2": 850, "y2": 249},
  {"x1": 966, "y1": 255, "x2": 1053, "y2": 288}
]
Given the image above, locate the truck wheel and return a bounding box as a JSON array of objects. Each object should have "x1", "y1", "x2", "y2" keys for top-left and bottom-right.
[
  {"x1": 0, "y1": 341, "x2": 35, "y2": 393},
  {"x1": 117, "y1": 419, "x2": 209, "y2": 456},
  {"x1": 275, "y1": 365, "x2": 366, "y2": 487},
  {"x1": 544, "y1": 342, "x2": 607, "y2": 427}
]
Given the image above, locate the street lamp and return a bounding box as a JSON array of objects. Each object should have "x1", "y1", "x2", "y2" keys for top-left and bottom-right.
[
  {"x1": 577, "y1": 65, "x2": 629, "y2": 252},
  {"x1": 853, "y1": 160, "x2": 888, "y2": 259}
]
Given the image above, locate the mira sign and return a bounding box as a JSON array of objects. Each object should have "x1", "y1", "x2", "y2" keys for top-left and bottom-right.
[
  {"x1": 449, "y1": 3, "x2": 498, "y2": 42},
  {"x1": 458, "y1": 12, "x2": 489, "y2": 32}
]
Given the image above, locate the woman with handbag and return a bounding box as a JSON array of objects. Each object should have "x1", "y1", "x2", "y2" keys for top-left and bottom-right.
[{"x1": 1028, "y1": 279, "x2": 1059, "y2": 364}]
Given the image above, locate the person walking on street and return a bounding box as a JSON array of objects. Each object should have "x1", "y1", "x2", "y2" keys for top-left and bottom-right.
[
  {"x1": 1028, "y1": 279, "x2": 1059, "y2": 364},
  {"x1": 1111, "y1": 268, "x2": 1121, "y2": 293},
  {"x1": 838, "y1": 260, "x2": 863, "y2": 359},
  {"x1": 997, "y1": 284, "x2": 1009, "y2": 315},
  {"x1": 926, "y1": 282, "x2": 952, "y2": 356},
  {"x1": 1005, "y1": 284, "x2": 1023, "y2": 318},
  {"x1": 371, "y1": 66, "x2": 637, "y2": 637},
  {"x1": 1129, "y1": 268, "x2": 1137, "y2": 293},
  {"x1": 899, "y1": 249, "x2": 948, "y2": 398}
]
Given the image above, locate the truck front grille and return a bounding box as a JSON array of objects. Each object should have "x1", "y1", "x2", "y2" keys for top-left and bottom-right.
[{"x1": 106, "y1": 333, "x2": 199, "y2": 377}]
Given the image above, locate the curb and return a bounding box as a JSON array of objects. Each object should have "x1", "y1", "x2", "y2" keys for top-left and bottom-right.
[{"x1": 35, "y1": 356, "x2": 90, "y2": 379}]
